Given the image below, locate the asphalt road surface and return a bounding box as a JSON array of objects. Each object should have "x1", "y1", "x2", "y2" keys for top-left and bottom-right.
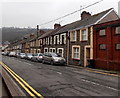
[{"x1": 2, "y1": 56, "x2": 120, "y2": 97}]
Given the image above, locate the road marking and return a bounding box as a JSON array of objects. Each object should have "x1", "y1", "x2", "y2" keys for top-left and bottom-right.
[
  {"x1": 82, "y1": 79, "x2": 119, "y2": 91},
  {"x1": 85, "y1": 69, "x2": 120, "y2": 77},
  {"x1": 57, "y1": 72, "x2": 62, "y2": 74},
  {"x1": 0, "y1": 61, "x2": 44, "y2": 98}
]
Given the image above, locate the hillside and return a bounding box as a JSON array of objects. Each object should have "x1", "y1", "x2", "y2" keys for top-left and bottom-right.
[{"x1": 2, "y1": 27, "x2": 51, "y2": 43}]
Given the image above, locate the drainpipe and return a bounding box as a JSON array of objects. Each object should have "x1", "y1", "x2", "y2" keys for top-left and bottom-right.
[{"x1": 67, "y1": 31, "x2": 70, "y2": 65}]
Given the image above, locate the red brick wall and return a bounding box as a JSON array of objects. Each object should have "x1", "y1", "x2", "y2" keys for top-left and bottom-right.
[{"x1": 93, "y1": 19, "x2": 120, "y2": 71}]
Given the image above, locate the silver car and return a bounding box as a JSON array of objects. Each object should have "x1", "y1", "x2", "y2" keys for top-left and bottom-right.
[
  {"x1": 31, "y1": 53, "x2": 43, "y2": 62},
  {"x1": 42, "y1": 52, "x2": 66, "y2": 65},
  {"x1": 25, "y1": 53, "x2": 34, "y2": 60},
  {"x1": 19, "y1": 53, "x2": 26, "y2": 59}
]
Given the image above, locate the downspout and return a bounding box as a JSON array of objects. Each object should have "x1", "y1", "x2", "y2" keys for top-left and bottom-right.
[{"x1": 67, "y1": 31, "x2": 70, "y2": 65}]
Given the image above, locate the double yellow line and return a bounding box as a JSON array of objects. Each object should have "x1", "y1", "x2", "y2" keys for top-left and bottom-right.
[{"x1": 0, "y1": 61, "x2": 44, "y2": 98}]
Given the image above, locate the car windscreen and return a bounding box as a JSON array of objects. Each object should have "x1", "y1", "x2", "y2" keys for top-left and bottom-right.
[
  {"x1": 21, "y1": 53, "x2": 25, "y2": 55},
  {"x1": 51, "y1": 53, "x2": 61, "y2": 57},
  {"x1": 27, "y1": 54, "x2": 33, "y2": 56}
]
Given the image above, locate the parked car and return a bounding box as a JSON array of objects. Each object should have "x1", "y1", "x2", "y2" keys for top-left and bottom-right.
[
  {"x1": 4, "y1": 51, "x2": 10, "y2": 56},
  {"x1": 19, "y1": 53, "x2": 26, "y2": 59},
  {"x1": 42, "y1": 52, "x2": 66, "y2": 65},
  {"x1": 25, "y1": 53, "x2": 34, "y2": 60},
  {"x1": 9, "y1": 52, "x2": 16, "y2": 57},
  {"x1": 15, "y1": 53, "x2": 20, "y2": 58},
  {"x1": 1, "y1": 52, "x2": 5, "y2": 55},
  {"x1": 31, "y1": 53, "x2": 43, "y2": 62}
]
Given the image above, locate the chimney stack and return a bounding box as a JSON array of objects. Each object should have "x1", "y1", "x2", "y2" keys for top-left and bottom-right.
[
  {"x1": 54, "y1": 23, "x2": 61, "y2": 29},
  {"x1": 81, "y1": 11, "x2": 91, "y2": 20}
]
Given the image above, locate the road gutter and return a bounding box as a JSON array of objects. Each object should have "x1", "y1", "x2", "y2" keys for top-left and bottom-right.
[{"x1": 67, "y1": 64, "x2": 120, "y2": 77}]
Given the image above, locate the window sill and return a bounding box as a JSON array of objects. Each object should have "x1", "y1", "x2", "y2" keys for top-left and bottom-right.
[
  {"x1": 72, "y1": 58, "x2": 80, "y2": 61},
  {"x1": 80, "y1": 40, "x2": 88, "y2": 42},
  {"x1": 70, "y1": 40, "x2": 76, "y2": 42},
  {"x1": 99, "y1": 35, "x2": 106, "y2": 37}
]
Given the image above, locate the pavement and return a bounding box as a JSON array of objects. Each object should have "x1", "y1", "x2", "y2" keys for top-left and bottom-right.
[
  {"x1": 1, "y1": 55, "x2": 120, "y2": 97},
  {"x1": 67, "y1": 65, "x2": 120, "y2": 77}
]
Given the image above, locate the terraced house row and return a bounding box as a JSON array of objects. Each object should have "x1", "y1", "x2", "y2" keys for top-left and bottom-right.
[{"x1": 5, "y1": 8, "x2": 120, "y2": 70}]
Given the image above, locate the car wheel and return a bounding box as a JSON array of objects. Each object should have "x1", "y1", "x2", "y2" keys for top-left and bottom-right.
[
  {"x1": 42, "y1": 60, "x2": 45, "y2": 64},
  {"x1": 50, "y1": 61, "x2": 54, "y2": 65}
]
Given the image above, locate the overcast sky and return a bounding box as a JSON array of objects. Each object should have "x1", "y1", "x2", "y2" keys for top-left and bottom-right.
[{"x1": 1, "y1": 0, "x2": 120, "y2": 29}]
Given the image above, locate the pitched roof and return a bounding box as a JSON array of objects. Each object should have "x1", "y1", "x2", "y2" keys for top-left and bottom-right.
[
  {"x1": 38, "y1": 26, "x2": 64, "y2": 39},
  {"x1": 56, "y1": 8, "x2": 114, "y2": 34}
]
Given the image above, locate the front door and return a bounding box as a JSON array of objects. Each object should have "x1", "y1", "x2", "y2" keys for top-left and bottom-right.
[{"x1": 84, "y1": 46, "x2": 91, "y2": 67}]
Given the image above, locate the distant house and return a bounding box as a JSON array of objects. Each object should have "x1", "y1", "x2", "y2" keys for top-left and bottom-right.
[{"x1": 93, "y1": 19, "x2": 120, "y2": 71}]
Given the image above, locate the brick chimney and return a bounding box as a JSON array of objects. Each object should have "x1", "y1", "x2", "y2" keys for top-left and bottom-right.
[
  {"x1": 81, "y1": 11, "x2": 91, "y2": 20},
  {"x1": 54, "y1": 23, "x2": 61, "y2": 29}
]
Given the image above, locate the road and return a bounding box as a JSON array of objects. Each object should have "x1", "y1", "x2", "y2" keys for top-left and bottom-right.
[{"x1": 1, "y1": 56, "x2": 120, "y2": 97}]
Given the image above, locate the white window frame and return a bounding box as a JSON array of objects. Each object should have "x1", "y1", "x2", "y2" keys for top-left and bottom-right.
[
  {"x1": 44, "y1": 48, "x2": 48, "y2": 53},
  {"x1": 49, "y1": 48, "x2": 56, "y2": 53},
  {"x1": 70, "y1": 31, "x2": 77, "y2": 41},
  {"x1": 80, "y1": 28, "x2": 88, "y2": 41},
  {"x1": 60, "y1": 33, "x2": 66, "y2": 44},
  {"x1": 116, "y1": 26, "x2": 120, "y2": 34},
  {"x1": 48, "y1": 37, "x2": 49, "y2": 45},
  {"x1": 54, "y1": 35, "x2": 59, "y2": 44},
  {"x1": 72, "y1": 45, "x2": 80, "y2": 59},
  {"x1": 99, "y1": 29, "x2": 106, "y2": 36},
  {"x1": 50, "y1": 36, "x2": 52, "y2": 44},
  {"x1": 57, "y1": 48, "x2": 64, "y2": 57}
]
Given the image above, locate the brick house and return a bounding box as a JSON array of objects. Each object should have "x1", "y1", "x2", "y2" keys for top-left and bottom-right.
[
  {"x1": 56, "y1": 8, "x2": 119, "y2": 67},
  {"x1": 38, "y1": 24, "x2": 66, "y2": 56},
  {"x1": 37, "y1": 8, "x2": 119, "y2": 67},
  {"x1": 93, "y1": 19, "x2": 120, "y2": 71}
]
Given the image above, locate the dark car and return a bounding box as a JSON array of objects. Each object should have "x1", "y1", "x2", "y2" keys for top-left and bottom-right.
[
  {"x1": 31, "y1": 53, "x2": 43, "y2": 62},
  {"x1": 42, "y1": 52, "x2": 66, "y2": 65}
]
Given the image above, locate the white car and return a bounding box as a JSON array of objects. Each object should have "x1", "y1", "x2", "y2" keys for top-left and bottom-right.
[{"x1": 9, "y1": 52, "x2": 16, "y2": 57}]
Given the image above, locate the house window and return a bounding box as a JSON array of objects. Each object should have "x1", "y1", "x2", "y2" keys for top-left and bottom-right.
[
  {"x1": 60, "y1": 33, "x2": 66, "y2": 44},
  {"x1": 48, "y1": 37, "x2": 49, "y2": 45},
  {"x1": 116, "y1": 44, "x2": 120, "y2": 50},
  {"x1": 55, "y1": 36, "x2": 57, "y2": 44},
  {"x1": 49, "y1": 48, "x2": 52, "y2": 52},
  {"x1": 72, "y1": 45, "x2": 80, "y2": 59},
  {"x1": 53, "y1": 48, "x2": 56, "y2": 53},
  {"x1": 50, "y1": 37, "x2": 52, "y2": 44},
  {"x1": 81, "y1": 29, "x2": 87, "y2": 40},
  {"x1": 49, "y1": 48, "x2": 56, "y2": 53},
  {"x1": 62, "y1": 35, "x2": 64, "y2": 44},
  {"x1": 44, "y1": 48, "x2": 48, "y2": 53},
  {"x1": 80, "y1": 28, "x2": 88, "y2": 41},
  {"x1": 99, "y1": 29, "x2": 106, "y2": 36},
  {"x1": 115, "y1": 27, "x2": 120, "y2": 34},
  {"x1": 99, "y1": 44, "x2": 106, "y2": 50},
  {"x1": 57, "y1": 48, "x2": 64, "y2": 57},
  {"x1": 45, "y1": 38, "x2": 48, "y2": 45},
  {"x1": 43, "y1": 39, "x2": 45, "y2": 45},
  {"x1": 71, "y1": 31, "x2": 76, "y2": 41},
  {"x1": 54, "y1": 35, "x2": 59, "y2": 44}
]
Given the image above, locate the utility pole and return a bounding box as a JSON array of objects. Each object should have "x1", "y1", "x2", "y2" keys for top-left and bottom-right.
[{"x1": 37, "y1": 25, "x2": 39, "y2": 38}]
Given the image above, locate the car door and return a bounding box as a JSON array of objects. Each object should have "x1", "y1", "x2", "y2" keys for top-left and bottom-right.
[{"x1": 47, "y1": 53, "x2": 52, "y2": 63}]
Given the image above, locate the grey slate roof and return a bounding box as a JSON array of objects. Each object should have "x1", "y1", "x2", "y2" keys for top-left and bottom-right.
[{"x1": 56, "y1": 8, "x2": 113, "y2": 34}]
